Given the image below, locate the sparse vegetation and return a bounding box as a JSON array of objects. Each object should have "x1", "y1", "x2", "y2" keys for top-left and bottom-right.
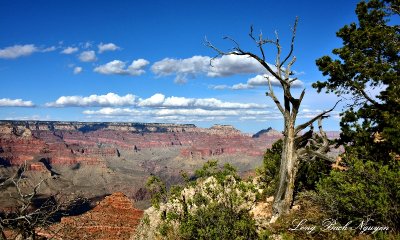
[
  {"x1": 139, "y1": 160, "x2": 261, "y2": 240},
  {"x1": 137, "y1": 1, "x2": 399, "y2": 238}
]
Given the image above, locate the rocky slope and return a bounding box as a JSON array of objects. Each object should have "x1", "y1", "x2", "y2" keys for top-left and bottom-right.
[{"x1": 38, "y1": 192, "x2": 144, "y2": 240}]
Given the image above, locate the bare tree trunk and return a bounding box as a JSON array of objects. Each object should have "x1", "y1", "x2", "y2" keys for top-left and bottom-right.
[
  {"x1": 206, "y1": 17, "x2": 338, "y2": 222},
  {"x1": 272, "y1": 121, "x2": 298, "y2": 219}
]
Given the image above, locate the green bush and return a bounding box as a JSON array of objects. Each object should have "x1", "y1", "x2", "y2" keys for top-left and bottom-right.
[
  {"x1": 146, "y1": 160, "x2": 261, "y2": 240},
  {"x1": 179, "y1": 202, "x2": 257, "y2": 240},
  {"x1": 317, "y1": 156, "x2": 400, "y2": 232}
]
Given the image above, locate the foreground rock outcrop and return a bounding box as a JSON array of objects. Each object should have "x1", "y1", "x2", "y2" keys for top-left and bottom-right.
[{"x1": 39, "y1": 192, "x2": 144, "y2": 240}]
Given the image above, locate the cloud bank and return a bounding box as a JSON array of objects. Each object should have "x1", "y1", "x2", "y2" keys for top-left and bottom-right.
[
  {"x1": 0, "y1": 44, "x2": 38, "y2": 59},
  {"x1": 0, "y1": 98, "x2": 35, "y2": 107},
  {"x1": 210, "y1": 74, "x2": 303, "y2": 90},
  {"x1": 46, "y1": 93, "x2": 138, "y2": 107}
]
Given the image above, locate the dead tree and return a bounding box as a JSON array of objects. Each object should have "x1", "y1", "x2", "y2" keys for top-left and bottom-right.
[
  {"x1": 206, "y1": 17, "x2": 339, "y2": 221},
  {"x1": 0, "y1": 162, "x2": 87, "y2": 239}
]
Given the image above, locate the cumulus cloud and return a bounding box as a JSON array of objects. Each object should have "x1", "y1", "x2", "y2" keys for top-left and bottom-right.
[
  {"x1": 248, "y1": 74, "x2": 303, "y2": 88},
  {"x1": 47, "y1": 92, "x2": 267, "y2": 110},
  {"x1": 73, "y1": 66, "x2": 83, "y2": 74},
  {"x1": 98, "y1": 43, "x2": 120, "y2": 53},
  {"x1": 94, "y1": 59, "x2": 149, "y2": 76},
  {"x1": 207, "y1": 55, "x2": 267, "y2": 77},
  {"x1": 79, "y1": 93, "x2": 275, "y2": 122},
  {"x1": 61, "y1": 46, "x2": 79, "y2": 54},
  {"x1": 211, "y1": 74, "x2": 303, "y2": 90},
  {"x1": 137, "y1": 93, "x2": 267, "y2": 109},
  {"x1": 83, "y1": 107, "x2": 268, "y2": 117},
  {"x1": 151, "y1": 55, "x2": 270, "y2": 83},
  {"x1": 79, "y1": 50, "x2": 97, "y2": 62},
  {"x1": 0, "y1": 44, "x2": 38, "y2": 59},
  {"x1": 151, "y1": 56, "x2": 210, "y2": 83},
  {"x1": 83, "y1": 105, "x2": 333, "y2": 123},
  {"x1": 0, "y1": 98, "x2": 34, "y2": 107},
  {"x1": 46, "y1": 93, "x2": 138, "y2": 107}
]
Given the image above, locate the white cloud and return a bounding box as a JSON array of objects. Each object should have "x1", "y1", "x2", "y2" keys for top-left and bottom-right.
[
  {"x1": 5, "y1": 114, "x2": 51, "y2": 121},
  {"x1": 139, "y1": 93, "x2": 166, "y2": 106},
  {"x1": 79, "y1": 50, "x2": 97, "y2": 62},
  {"x1": 211, "y1": 74, "x2": 303, "y2": 90},
  {"x1": 151, "y1": 55, "x2": 270, "y2": 83},
  {"x1": 79, "y1": 93, "x2": 274, "y2": 123},
  {"x1": 208, "y1": 85, "x2": 229, "y2": 90},
  {"x1": 94, "y1": 59, "x2": 149, "y2": 76},
  {"x1": 207, "y1": 55, "x2": 266, "y2": 77},
  {"x1": 0, "y1": 98, "x2": 34, "y2": 107},
  {"x1": 232, "y1": 83, "x2": 254, "y2": 90},
  {"x1": 138, "y1": 93, "x2": 267, "y2": 109},
  {"x1": 83, "y1": 107, "x2": 268, "y2": 117},
  {"x1": 151, "y1": 56, "x2": 210, "y2": 83},
  {"x1": 73, "y1": 66, "x2": 83, "y2": 74},
  {"x1": 42, "y1": 46, "x2": 57, "y2": 52},
  {"x1": 46, "y1": 93, "x2": 138, "y2": 107},
  {"x1": 61, "y1": 47, "x2": 79, "y2": 54},
  {"x1": 98, "y1": 43, "x2": 120, "y2": 53},
  {"x1": 248, "y1": 74, "x2": 303, "y2": 88},
  {"x1": 83, "y1": 107, "x2": 143, "y2": 116},
  {"x1": 0, "y1": 44, "x2": 38, "y2": 59}
]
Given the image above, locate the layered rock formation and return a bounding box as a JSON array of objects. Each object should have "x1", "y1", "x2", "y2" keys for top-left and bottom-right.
[
  {"x1": 0, "y1": 120, "x2": 340, "y2": 208},
  {"x1": 39, "y1": 192, "x2": 144, "y2": 240},
  {"x1": 0, "y1": 120, "x2": 283, "y2": 167}
]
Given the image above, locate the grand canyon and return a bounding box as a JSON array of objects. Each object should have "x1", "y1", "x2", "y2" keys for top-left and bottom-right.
[
  {"x1": 0, "y1": 120, "x2": 341, "y2": 238},
  {"x1": 0, "y1": 120, "x2": 286, "y2": 206}
]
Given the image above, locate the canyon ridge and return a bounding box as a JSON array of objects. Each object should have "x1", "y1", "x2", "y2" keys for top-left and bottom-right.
[{"x1": 0, "y1": 120, "x2": 340, "y2": 208}]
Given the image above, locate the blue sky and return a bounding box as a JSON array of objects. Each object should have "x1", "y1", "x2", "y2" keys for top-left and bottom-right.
[{"x1": 0, "y1": 0, "x2": 360, "y2": 133}]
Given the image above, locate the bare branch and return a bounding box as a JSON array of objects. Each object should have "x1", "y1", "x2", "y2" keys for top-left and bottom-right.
[
  {"x1": 291, "y1": 89, "x2": 306, "y2": 119},
  {"x1": 296, "y1": 117, "x2": 335, "y2": 163},
  {"x1": 280, "y1": 17, "x2": 298, "y2": 68},
  {"x1": 284, "y1": 56, "x2": 297, "y2": 80},
  {"x1": 249, "y1": 25, "x2": 255, "y2": 41},
  {"x1": 356, "y1": 85, "x2": 381, "y2": 107},
  {"x1": 274, "y1": 30, "x2": 281, "y2": 74},
  {"x1": 305, "y1": 149, "x2": 336, "y2": 163},
  {"x1": 266, "y1": 76, "x2": 285, "y2": 114},
  {"x1": 294, "y1": 125, "x2": 313, "y2": 149},
  {"x1": 258, "y1": 31, "x2": 266, "y2": 61},
  {"x1": 223, "y1": 36, "x2": 241, "y2": 51},
  {"x1": 295, "y1": 100, "x2": 341, "y2": 134}
]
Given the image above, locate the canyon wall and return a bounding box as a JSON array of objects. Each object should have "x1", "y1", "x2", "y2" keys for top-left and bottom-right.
[{"x1": 0, "y1": 120, "x2": 284, "y2": 167}]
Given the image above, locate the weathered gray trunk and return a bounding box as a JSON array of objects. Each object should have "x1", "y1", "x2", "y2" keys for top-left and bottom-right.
[
  {"x1": 206, "y1": 17, "x2": 336, "y2": 223},
  {"x1": 271, "y1": 119, "x2": 299, "y2": 220}
]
